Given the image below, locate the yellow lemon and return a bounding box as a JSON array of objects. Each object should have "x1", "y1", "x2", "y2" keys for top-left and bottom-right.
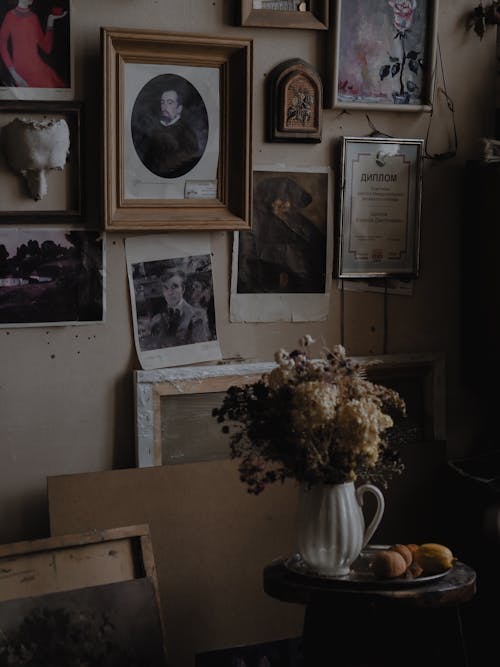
[{"x1": 414, "y1": 543, "x2": 454, "y2": 575}]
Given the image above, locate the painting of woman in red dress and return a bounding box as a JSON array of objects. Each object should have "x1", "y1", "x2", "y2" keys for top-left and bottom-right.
[{"x1": 0, "y1": 0, "x2": 69, "y2": 89}]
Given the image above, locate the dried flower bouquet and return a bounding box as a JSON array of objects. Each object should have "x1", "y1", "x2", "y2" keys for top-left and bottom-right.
[{"x1": 213, "y1": 336, "x2": 407, "y2": 495}]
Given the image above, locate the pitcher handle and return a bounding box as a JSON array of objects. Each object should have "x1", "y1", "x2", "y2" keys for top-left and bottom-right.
[{"x1": 356, "y1": 483, "x2": 385, "y2": 549}]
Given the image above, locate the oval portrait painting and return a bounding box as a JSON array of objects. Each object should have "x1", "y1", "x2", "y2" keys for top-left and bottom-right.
[{"x1": 131, "y1": 73, "x2": 209, "y2": 179}]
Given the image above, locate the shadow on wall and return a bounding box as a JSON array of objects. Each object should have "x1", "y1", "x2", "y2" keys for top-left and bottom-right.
[{"x1": 363, "y1": 439, "x2": 448, "y2": 546}]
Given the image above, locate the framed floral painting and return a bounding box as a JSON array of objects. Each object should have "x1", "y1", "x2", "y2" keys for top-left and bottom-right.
[{"x1": 328, "y1": 0, "x2": 439, "y2": 111}]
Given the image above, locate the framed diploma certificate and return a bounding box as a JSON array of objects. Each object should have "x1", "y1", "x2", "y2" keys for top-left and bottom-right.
[{"x1": 337, "y1": 136, "x2": 423, "y2": 278}]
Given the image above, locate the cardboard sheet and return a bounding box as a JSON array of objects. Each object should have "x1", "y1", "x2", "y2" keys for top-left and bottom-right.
[{"x1": 47, "y1": 460, "x2": 303, "y2": 667}]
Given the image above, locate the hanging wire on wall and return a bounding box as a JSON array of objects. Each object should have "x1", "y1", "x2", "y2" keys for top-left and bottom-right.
[
  {"x1": 364, "y1": 37, "x2": 457, "y2": 161},
  {"x1": 383, "y1": 281, "x2": 389, "y2": 354},
  {"x1": 339, "y1": 279, "x2": 345, "y2": 347},
  {"x1": 424, "y1": 36, "x2": 458, "y2": 161},
  {"x1": 366, "y1": 114, "x2": 393, "y2": 138}
]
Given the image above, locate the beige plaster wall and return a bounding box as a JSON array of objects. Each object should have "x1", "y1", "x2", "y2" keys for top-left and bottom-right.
[{"x1": 0, "y1": 0, "x2": 495, "y2": 545}]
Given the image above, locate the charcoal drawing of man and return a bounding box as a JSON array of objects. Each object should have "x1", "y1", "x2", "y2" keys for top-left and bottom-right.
[
  {"x1": 131, "y1": 73, "x2": 208, "y2": 179},
  {"x1": 149, "y1": 268, "x2": 211, "y2": 348}
]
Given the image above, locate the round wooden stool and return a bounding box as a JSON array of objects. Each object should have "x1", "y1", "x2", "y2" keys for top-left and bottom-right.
[{"x1": 263, "y1": 556, "x2": 476, "y2": 667}]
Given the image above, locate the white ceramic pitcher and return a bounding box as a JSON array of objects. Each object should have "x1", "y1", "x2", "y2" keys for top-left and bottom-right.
[{"x1": 297, "y1": 481, "x2": 385, "y2": 576}]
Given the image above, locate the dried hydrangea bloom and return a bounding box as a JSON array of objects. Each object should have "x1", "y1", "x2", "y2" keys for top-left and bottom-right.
[
  {"x1": 336, "y1": 398, "x2": 394, "y2": 467},
  {"x1": 291, "y1": 381, "x2": 338, "y2": 432},
  {"x1": 274, "y1": 348, "x2": 290, "y2": 364},
  {"x1": 266, "y1": 366, "x2": 293, "y2": 389}
]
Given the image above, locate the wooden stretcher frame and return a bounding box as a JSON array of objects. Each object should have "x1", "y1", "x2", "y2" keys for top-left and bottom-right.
[
  {"x1": 134, "y1": 352, "x2": 446, "y2": 468},
  {"x1": 0, "y1": 524, "x2": 167, "y2": 660}
]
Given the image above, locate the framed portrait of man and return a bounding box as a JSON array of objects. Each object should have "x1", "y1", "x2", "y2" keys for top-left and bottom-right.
[
  {"x1": 102, "y1": 28, "x2": 252, "y2": 231},
  {"x1": 131, "y1": 75, "x2": 209, "y2": 180},
  {"x1": 125, "y1": 65, "x2": 217, "y2": 203}
]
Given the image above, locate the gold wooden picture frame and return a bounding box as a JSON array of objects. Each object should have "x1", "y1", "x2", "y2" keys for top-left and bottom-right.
[
  {"x1": 239, "y1": 1, "x2": 328, "y2": 29},
  {"x1": 102, "y1": 28, "x2": 252, "y2": 231}
]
